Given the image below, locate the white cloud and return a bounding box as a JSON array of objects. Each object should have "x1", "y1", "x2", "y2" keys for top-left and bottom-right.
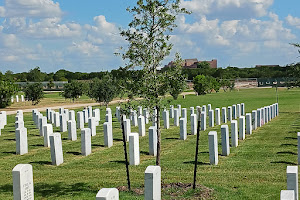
[
  {"x1": 3, "y1": 17, "x2": 82, "y2": 39},
  {"x1": 4, "y1": 0, "x2": 62, "y2": 18},
  {"x1": 68, "y1": 41, "x2": 100, "y2": 56},
  {"x1": 286, "y1": 15, "x2": 300, "y2": 29},
  {"x1": 181, "y1": 0, "x2": 274, "y2": 19}
]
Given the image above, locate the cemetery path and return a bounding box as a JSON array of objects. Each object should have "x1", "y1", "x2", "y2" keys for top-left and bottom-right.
[{"x1": 4, "y1": 92, "x2": 196, "y2": 115}]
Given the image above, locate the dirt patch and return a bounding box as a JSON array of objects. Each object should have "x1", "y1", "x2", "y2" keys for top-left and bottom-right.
[{"x1": 117, "y1": 182, "x2": 215, "y2": 199}]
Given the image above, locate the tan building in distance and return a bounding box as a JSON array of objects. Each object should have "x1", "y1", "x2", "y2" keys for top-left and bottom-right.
[{"x1": 164, "y1": 59, "x2": 217, "y2": 69}]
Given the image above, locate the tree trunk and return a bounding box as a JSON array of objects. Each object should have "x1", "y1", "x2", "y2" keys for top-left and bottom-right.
[
  {"x1": 193, "y1": 115, "x2": 201, "y2": 189},
  {"x1": 120, "y1": 114, "x2": 131, "y2": 191},
  {"x1": 156, "y1": 105, "x2": 161, "y2": 166}
]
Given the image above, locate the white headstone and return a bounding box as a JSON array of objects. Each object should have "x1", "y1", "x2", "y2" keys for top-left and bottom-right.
[
  {"x1": 60, "y1": 114, "x2": 67, "y2": 132},
  {"x1": 257, "y1": 109, "x2": 262, "y2": 127},
  {"x1": 54, "y1": 112, "x2": 60, "y2": 127},
  {"x1": 69, "y1": 110, "x2": 76, "y2": 122},
  {"x1": 21, "y1": 95, "x2": 25, "y2": 102},
  {"x1": 208, "y1": 104, "x2": 212, "y2": 111},
  {"x1": 241, "y1": 103, "x2": 245, "y2": 116},
  {"x1": 246, "y1": 113, "x2": 252, "y2": 135},
  {"x1": 50, "y1": 133, "x2": 64, "y2": 166},
  {"x1": 149, "y1": 126, "x2": 157, "y2": 156},
  {"x1": 16, "y1": 95, "x2": 19, "y2": 102},
  {"x1": 39, "y1": 117, "x2": 47, "y2": 136},
  {"x1": 88, "y1": 106, "x2": 92, "y2": 118},
  {"x1": 191, "y1": 114, "x2": 197, "y2": 135},
  {"x1": 96, "y1": 188, "x2": 119, "y2": 200},
  {"x1": 15, "y1": 120, "x2": 24, "y2": 130},
  {"x1": 16, "y1": 128, "x2": 28, "y2": 155},
  {"x1": 208, "y1": 131, "x2": 218, "y2": 165},
  {"x1": 232, "y1": 105, "x2": 237, "y2": 119},
  {"x1": 88, "y1": 117, "x2": 96, "y2": 136},
  {"x1": 174, "y1": 108, "x2": 180, "y2": 126},
  {"x1": 231, "y1": 120, "x2": 238, "y2": 147},
  {"x1": 215, "y1": 108, "x2": 220, "y2": 125},
  {"x1": 12, "y1": 164, "x2": 34, "y2": 200},
  {"x1": 181, "y1": 108, "x2": 187, "y2": 121},
  {"x1": 209, "y1": 110, "x2": 214, "y2": 127},
  {"x1": 124, "y1": 119, "x2": 131, "y2": 142},
  {"x1": 177, "y1": 105, "x2": 182, "y2": 117},
  {"x1": 190, "y1": 107, "x2": 194, "y2": 115},
  {"x1": 221, "y1": 125, "x2": 230, "y2": 156},
  {"x1": 228, "y1": 106, "x2": 232, "y2": 122},
  {"x1": 81, "y1": 128, "x2": 92, "y2": 156},
  {"x1": 83, "y1": 109, "x2": 88, "y2": 123},
  {"x1": 287, "y1": 166, "x2": 298, "y2": 200},
  {"x1": 43, "y1": 124, "x2": 53, "y2": 147},
  {"x1": 144, "y1": 166, "x2": 161, "y2": 200},
  {"x1": 163, "y1": 110, "x2": 169, "y2": 129},
  {"x1": 170, "y1": 105, "x2": 174, "y2": 118},
  {"x1": 180, "y1": 118, "x2": 187, "y2": 140},
  {"x1": 104, "y1": 122, "x2": 113, "y2": 148},
  {"x1": 237, "y1": 103, "x2": 241, "y2": 118},
  {"x1": 138, "y1": 115, "x2": 146, "y2": 137},
  {"x1": 201, "y1": 111, "x2": 206, "y2": 131},
  {"x1": 143, "y1": 108, "x2": 149, "y2": 124},
  {"x1": 68, "y1": 120, "x2": 77, "y2": 141},
  {"x1": 222, "y1": 107, "x2": 227, "y2": 123},
  {"x1": 77, "y1": 111, "x2": 84, "y2": 129},
  {"x1": 252, "y1": 110, "x2": 257, "y2": 130},
  {"x1": 129, "y1": 133, "x2": 140, "y2": 165},
  {"x1": 281, "y1": 190, "x2": 295, "y2": 200},
  {"x1": 239, "y1": 116, "x2": 245, "y2": 140},
  {"x1": 132, "y1": 110, "x2": 138, "y2": 127}
]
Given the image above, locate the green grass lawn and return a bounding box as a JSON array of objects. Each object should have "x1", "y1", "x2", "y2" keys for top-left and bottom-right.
[{"x1": 0, "y1": 88, "x2": 299, "y2": 199}]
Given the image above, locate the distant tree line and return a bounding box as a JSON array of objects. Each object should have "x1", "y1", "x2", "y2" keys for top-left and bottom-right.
[{"x1": 1, "y1": 62, "x2": 300, "y2": 83}]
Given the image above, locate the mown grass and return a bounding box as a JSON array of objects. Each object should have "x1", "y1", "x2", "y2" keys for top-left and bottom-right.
[{"x1": 0, "y1": 87, "x2": 299, "y2": 199}]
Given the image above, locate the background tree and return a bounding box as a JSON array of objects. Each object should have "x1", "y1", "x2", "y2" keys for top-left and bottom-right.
[
  {"x1": 0, "y1": 80, "x2": 18, "y2": 108},
  {"x1": 24, "y1": 82, "x2": 44, "y2": 105},
  {"x1": 27, "y1": 67, "x2": 46, "y2": 82},
  {"x1": 119, "y1": 0, "x2": 189, "y2": 166},
  {"x1": 193, "y1": 75, "x2": 209, "y2": 95},
  {"x1": 61, "y1": 80, "x2": 84, "y2": 102},
  {"x1": 164, "y1": 53, "x2": 187, "y2": 100},
  {"x1": 88, "y1": 74, "x2": 116, "y2": 107}
]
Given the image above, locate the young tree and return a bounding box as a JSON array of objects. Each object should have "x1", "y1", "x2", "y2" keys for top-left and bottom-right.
[
  {"x1": 61, "y1": 80, "x2": 84, "y2": 102},
  {"x1": 0, "y1": 80, "x2": 18, "y2": 108},
  {"x1": 24, "y1": 82, "x2": 44, "y2": 105},
  {"x1": 88, "y1": 75, "x2": 116, "y2": 107},
  {"x1": 193, "y1": 75, "x2": 209, "y2": 95},
  {"x1": 119, "y1": 0, "x2": 189, "y2": 166}
]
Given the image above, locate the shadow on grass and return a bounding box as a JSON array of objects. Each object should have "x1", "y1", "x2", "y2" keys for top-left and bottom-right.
[
  {"x1": 2, "y1": 151, "x2": 16, "y2": 155},
  {"x1": 4, "y1": 138, "x2": 15, "y2": 141},
  {"x1": 183, "y1": 161, "x2": 210, "y2": 165},
  {"x1": 92, "y1": 144, "x2": 105, "y2": 147},
  {"x1": 66, "y1": 151, "x2": 81, "y2": 155},
  {"x1": 113, "y1": 138, "x2": 123, "y2": 142},
  {"x1": 109, "y1": 160, "x2": 127, "y2": 164},
  {"x1": 0, "y1": 184, "x2": 12, "y2": 193},
  {"x1": 200, "y1": 151, "x2": 209, "y2": 154},
  {"x1": 165, "y1": 137, "x2": 179, "y2": 140},
  {"x1": 277, "y1": 151, "x2": 297, "y2": 155},
  {"x1": 34, "y1": 182, "x2": 94, "y2": 198},
  {"x1": 140, "y1": 151, "x2": 149, "y2": 155},
  {"x1": 271, "y1": 161, "x2": 297, "y2": 165},
  {"x1": 284, "y1": 137, "x2": 297, "y2": 140},
  {"x1": 29, "y1": 161, "x2": 52, "y2": 165},
  {"x1": 281, "y1": 144, "x2": 297, "y2": 147},
  {"x1": 31, "y1": 144, "x2": 44, "y2": 147}
]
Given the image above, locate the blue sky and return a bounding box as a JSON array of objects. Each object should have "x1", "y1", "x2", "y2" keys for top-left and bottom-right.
[{"x1": 0, "y1": 0, "x2": 300, "y2": 73}]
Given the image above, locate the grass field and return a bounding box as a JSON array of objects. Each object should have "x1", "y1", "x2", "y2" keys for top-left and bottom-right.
[{"x1": 0, "y1": 88, "x2": 299, "y2": 199}]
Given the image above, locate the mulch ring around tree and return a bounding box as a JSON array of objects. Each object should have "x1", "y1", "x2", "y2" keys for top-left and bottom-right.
[{"x1": 118, "y1": 182, "x2": 215, "y2": 199}]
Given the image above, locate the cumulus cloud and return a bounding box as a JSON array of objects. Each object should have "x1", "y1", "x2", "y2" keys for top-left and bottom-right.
[
  {"x1": 4, "y1": 0, "x2": 62, "y2": 18},
  {"x1": 286, "y1": 15, "x2": 300, "y2": 29},
  {"x1": 181, "y1": 0, "x2": 274, "y2": 20},
  {"x1": 2, "y1": 17, "x2": 82, "y2": 39}
]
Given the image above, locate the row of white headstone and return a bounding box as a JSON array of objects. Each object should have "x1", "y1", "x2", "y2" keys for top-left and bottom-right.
[
  {"x1": 31, "y1": 107, "x2": 113, "y2": 165},
  {"x1": 11, "y1": 95, "x2": 25, "y2": 103},
  {"x1": 0, "y1": 111, "x2": 7, "y2": 135},
  {"x1": 12, "y1": 163, "x2": 161, "y2": 200},
  {"x1": 280, "y1": 166, "x2": 298, "y2": 200},
  {"x1": 208, "y1": 103, "x2": 279, "y2": 165}
]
